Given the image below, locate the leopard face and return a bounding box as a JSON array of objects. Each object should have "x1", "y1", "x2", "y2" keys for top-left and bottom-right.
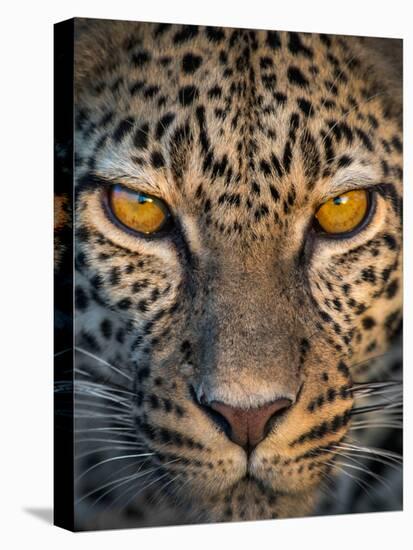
[{"x1": 71, "y1": 20, "x2": 402, "y2": 525}]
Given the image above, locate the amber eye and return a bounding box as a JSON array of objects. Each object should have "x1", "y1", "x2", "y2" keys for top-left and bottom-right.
[
  {"x1": 315, "y1": 189, "x2": 370, "y2": 235},
  {"x1": 108, "y1": 184, "x2": 171, "y2": 235}
]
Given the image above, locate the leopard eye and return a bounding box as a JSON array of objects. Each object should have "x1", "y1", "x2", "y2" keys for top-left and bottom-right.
[
  {"x1": 314, "y1": 189, "x2": 370, "y2": 235},
  {"x1": 107, "y1": 184, "x2": 171, "y2": 235}
]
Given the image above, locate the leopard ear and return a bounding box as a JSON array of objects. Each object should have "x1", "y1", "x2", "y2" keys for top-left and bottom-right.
[
  {"x1": 74, "y1": 18, "x2": 130, "y2": 97},
  {"x1": 356, "y1": 36, "x2": 403, "y2": 124}
]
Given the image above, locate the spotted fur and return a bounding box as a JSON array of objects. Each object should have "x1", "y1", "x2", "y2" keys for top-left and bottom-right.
[{"x1": 60, "y1": 19, "x2": 403, "y2": 528}]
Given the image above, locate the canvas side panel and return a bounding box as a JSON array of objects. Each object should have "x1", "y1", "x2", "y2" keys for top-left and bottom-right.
[{"x1": 54, "y1": 18, "x2": 75, "y2": 532}]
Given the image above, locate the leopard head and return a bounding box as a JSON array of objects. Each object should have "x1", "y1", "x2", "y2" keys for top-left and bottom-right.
[{"x1": 72, "y1": 20, "x2": 402, "y2": 524}]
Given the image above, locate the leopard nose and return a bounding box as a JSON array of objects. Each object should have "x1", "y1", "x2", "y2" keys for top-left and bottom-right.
[{"x1": 208, "y1": 399, "x2": 292, "y2": 452}]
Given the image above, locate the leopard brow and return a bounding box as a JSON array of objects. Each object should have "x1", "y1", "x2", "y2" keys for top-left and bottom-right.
[
  {"x1": 75, "y1": 172, "x2": 163, "y2": 201},
  {"x1": 330, "y1": 169, "x2": 377, "y2": 192}
]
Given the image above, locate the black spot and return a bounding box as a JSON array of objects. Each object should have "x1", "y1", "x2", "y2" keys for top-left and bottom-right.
[
  {"x1": 386, "y1": 279, "x2": 399, "y2": 299},
  {"x1": 90, "y1": 274, "x2": 103, "y2": 289},
  {"x1": 255, "y1": 204, "x2": 269, "y2": 221},
  {"x1": 117, "y1": 298, "x2": 132, "y2": 310},
  {"x1": 133, "y1": 123, "x2": 149, "y2": 149},
  {"x1": 327, "y1": 388, "x2": 337, "y2": 402},
  {"x1": 269, "y1": 185, "x2": 280, "y2": 202},
  {"x1": 100, "y1": 319, "x2": 112, "y2": 339},
  {"x1": 218, "y1": 193, "x2": 241, "y2": 207},
  {"x1": 362, "y1": 316, "x2": 376, "y2": 330},
  {"x1": 137, "y1": 367, "x2": 150, "y2": 383},
  {"x1": 151, "y1": 150, "x2": 165, "y2": 169},
  {"x1": 116, "y1": 329, "x2": 125, "y2": 344},
  {"x1": 262, "y1": 74, "x2": 277, "y2": 90},
  {"x1": 274, "y1": 92, "x2": 287, "y2": 105},
  {"x1": 251, "y1": 181, "x2": 260, "y2": 195},
  {"x1": 270, "y1": 153, "x2": 283, "y2": 177},
  {"x1": 153, "y1": 23, "x2": 171, "y2": 37},
  {"x1": 391, "y1": 136, "x2": 402, "y2": 152},
  {"x1": 80, "y1": 331, "x2": 100, "y2": 353},
  {"x1": 361, "y1": 267, "x2": 376, "y2": 284},
  {"x1": 208, "y1": 86, "x2": 222, "y2": 99},
  {"x1": 260, "y1": 56, "x2": 273, "y2": 69},
  {"x1": 300, "y1": 130, "x2": 320, "y2": 188},
  {"x1": 384, "y1": 310, "x2": 401, "y2": 336},
  {"x1": 260, "y1": 159, "x2": 272, "y2": 176},
  {"x1": 337, "y1": 155, "x2": 352, "y2": 168},
  {"x1": 323, "y1": 99, "x2": 336, "y2": 110},
  {"x1": 355, "y1": 128, "x2": 374, "y2": 151},
  {"x1": 321, "y1": 132, "x2": 335, "y2": 163},
  {"x1": 113, "y1": 117, "x2": 135, "y2": 143},
  {"x1": 297, "y1": 98, "x2": 313, "y2": 117},
  {"x1": 182, "y1": 53, "x2": 203, "y2": 74},
  {"x1": 131, "y1": 51, "x2": 151, "y2": 67},
  {"x1": 266, "y1": 31, "x2": 281, "y2": 49},
  {"x1": 383, "y1": 233, "x2": 397, "y2": 251},
  {"x1": 155, "y1": 113, "x2": 175, "y2": 140},
  {"x1": 137, "y1": 299, "x2": 149, "y2": 312},
  {"x1": 129, "y1": 80, "x2": 145, "y2": 95},
  {"x1": 319, "y1": 34, "x2": 332, "y2": 47},
  {"x1": 287, "y1": 66, "x2": 309, "y2": 87},
  {"x1": 75, "y1": 286, "x2": 89, "y2": 310},
  {"x1": 143, "y1": 86, "x2": 160, "y2": 99},
  {"x1": 173, "y1": 26, "x2": 198, "y2": 45},
  {"x1": 109, "y1": 267, "x2": 121, "y2": 287},
  {"x1": 282, "y1": 141, "x2": 293, "y2": 173},
  {"x1": 337, "y1": 361, "x2": 350, "y2": 377},
  {"x1": 319, "y1": 310, "x2": 332, "y2": 323},
  {"x1": 178, "y1": 85, "x2": 199, "y2": 106},
  {"x1": 332, "y1": 298, "x2": 342, "y2": 311},
  {"x1": 288, "y1": 32, "x2": 313, "y2": 58},
  {"x1": 205, "y1": 27, "x2": 225, "y2": 42}
]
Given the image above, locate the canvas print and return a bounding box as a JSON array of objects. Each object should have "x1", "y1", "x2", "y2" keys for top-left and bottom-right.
[{"x1": 54, "y1": 18, "x2": 402, "y2": 531}]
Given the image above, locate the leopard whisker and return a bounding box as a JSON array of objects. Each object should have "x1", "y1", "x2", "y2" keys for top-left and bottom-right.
[
  {"x1": 331, "y1": 446, "x2": 401, "y2": 471},
  {"x1": 75, "y1": 346, "x2": 133, "y2": 381},
  {"x1": 101, "y1": 458, "x2": 182, "y2": 512},
  {"x1": 75, "y1": 367, "x2": 92, "y2": 377},
  {"x1": 350, "y1": 380, "x2": 402, "y2": 393},
  {"x1": 75, "y1": 380, "x2": 135, "y2": 397},
  {"x1": 350, "y1": 421, "x2": 402, "y2": 430},
  {"x1": 74, "y1": 399, "x2": 129, "y2": 411},
  {"x1": 324, "y1": 460, "x2": 375, "y2": 497},
  {"x1": 334, "y1": 459, "x2": 393, "y2": 491},
  {"x1": 116, "y1": 472, "x2": 171, "y2": 514},
  {"x1": 156, "y1": 473, "x2": 184, "y2": 506},
  {"x1": 75, "y1": 426, "x2": 135, "y2": 434},
  {"x1": 75, "y1": 372, "x2": 134, "y2": 394},
  {"x1": 74, "y1": 415, "x2": 133, "y2": 427},
  {"x1": 338, "y1": 442, "x2": 402, "y2": 462},
  {"x1": 75, "y1": 437, "x2": 141, "y2": 446},
  {"x1": 77, "y1": 465, "x2": 163, "y2": 505},
  {"x1": 350, "y1": 401, "x2": 402, "y2": 416},
  {"x1": 76, "y1": 452, "x2": 156, "y2": 481},
  {"x1": 75, "y1": 446, "x2": 145, "y2": 460},
  {"x1": 114, "y1": 469, "x2": 177, "y2": 514}
]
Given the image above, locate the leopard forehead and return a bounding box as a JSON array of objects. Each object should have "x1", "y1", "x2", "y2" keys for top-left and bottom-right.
[{"x1": 75, "y1": 24, "x2": 401, "y2": 245}]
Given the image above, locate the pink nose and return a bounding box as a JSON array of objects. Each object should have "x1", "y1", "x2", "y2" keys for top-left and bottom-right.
[{"x1": 209, "y1": 399, "x2": 292, "y2": 451}]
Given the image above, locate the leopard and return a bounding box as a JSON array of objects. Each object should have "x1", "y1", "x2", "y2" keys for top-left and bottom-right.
[{"x1": 54, "y1": 18, "x2": 403, "y2": 530}]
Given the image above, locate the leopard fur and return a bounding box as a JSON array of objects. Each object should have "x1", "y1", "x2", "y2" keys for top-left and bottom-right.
[{"x1": 57, "y1": 19, "x2": 403, "y2": 529}]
